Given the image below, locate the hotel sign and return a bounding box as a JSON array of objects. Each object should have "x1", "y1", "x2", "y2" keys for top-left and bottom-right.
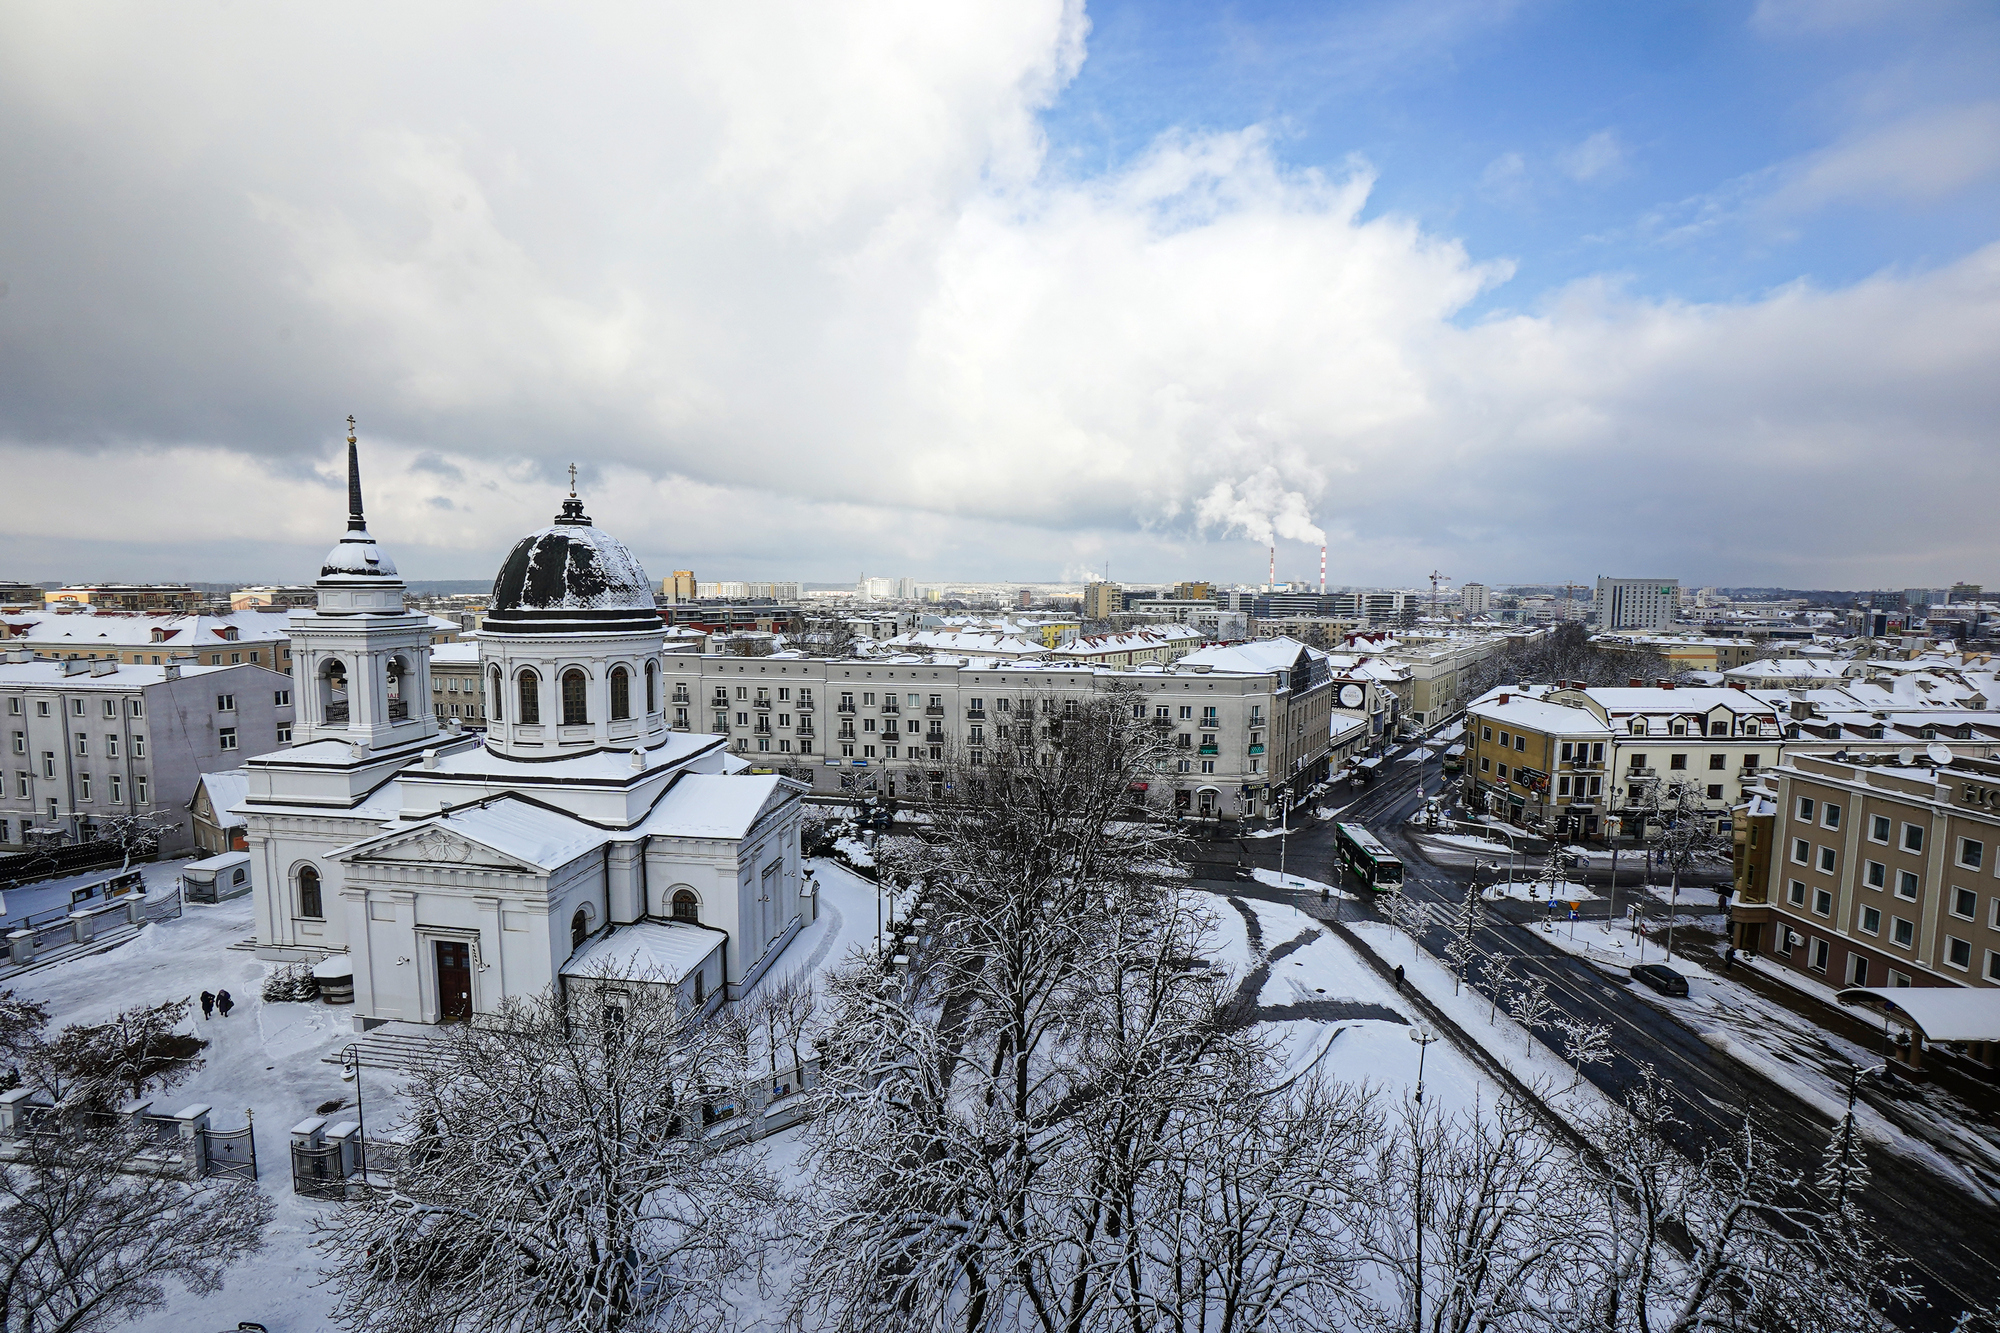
[{"x1": 1956, "y1": 780, "x2": 2000, "y2": 815}]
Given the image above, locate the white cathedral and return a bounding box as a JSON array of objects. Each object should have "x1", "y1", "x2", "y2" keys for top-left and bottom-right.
[{"x1": 242, "y1": 429, "x2": 810, "y2": 1028}]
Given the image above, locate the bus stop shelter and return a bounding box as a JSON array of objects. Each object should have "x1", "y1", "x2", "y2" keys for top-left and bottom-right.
[{"x1": 1836, "y1": 986, "x2": 2000, "y2": 1073}]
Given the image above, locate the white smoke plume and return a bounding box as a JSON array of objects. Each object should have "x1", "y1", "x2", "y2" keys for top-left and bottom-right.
[{"x1": 1192, "y1": 468, "x2": 1326, "y2": 547}]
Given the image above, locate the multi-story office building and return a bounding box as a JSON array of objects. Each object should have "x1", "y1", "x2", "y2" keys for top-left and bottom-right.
[
  {"x1": 1735, "y1": 753, "x2": 2000, "y2": 999},
  {"x1": 665, "y1": 571, "x2": 698, "y2": 602},
  {"x1": 1460, "y1": 583, "x2": 1490, "y2": 615},
  {"x1": 42, "y1": 584, "x2": 196, "y2": 612},
  {"x1": 1467, "y1": 682, "x2": 1784, "y2": 837},
  {"x1": 0, "y1": 651, "x2": 293, "y2": 854},
  {"x1": 1082, "y1": 580, "x2": 1120, "y2": 621},
  {"x1": 1593, "y1": 577, "x2": 1681, "y2": 632},
  {"x1": 658, "y1": 635, "x2": 1353, "y2": 821}
]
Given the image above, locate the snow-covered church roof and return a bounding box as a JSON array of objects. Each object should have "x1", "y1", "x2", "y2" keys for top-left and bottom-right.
[
  {"x1": 484, "y1": 493, "x2": 663, "y2": 636},
  {"x1": 560, "y1": 920, "x2": 724, "y2": 985}
]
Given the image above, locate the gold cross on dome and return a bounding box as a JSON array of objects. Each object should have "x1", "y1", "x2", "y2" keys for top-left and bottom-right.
[{"x1": 568, "y1": 462, "x2": 578, "y2": 495}]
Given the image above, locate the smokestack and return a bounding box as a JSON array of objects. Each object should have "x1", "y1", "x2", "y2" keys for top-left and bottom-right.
[
  {"x1": 1319, "y1": 545, "x2": 1326, "y2": 596},
  {"x1": 1268, "y1": 545, "x2": 1276, "y2": 592}
]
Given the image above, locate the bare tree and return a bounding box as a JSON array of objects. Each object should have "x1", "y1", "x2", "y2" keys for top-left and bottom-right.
[
  {"x1": 0, "y1": 1121, "x2": 273, "y2": 1333},
  {"x1": 316, "y1": 980, "x2": 780, "y2": 1333},
  {"x1": 1445, "y1": 879, "x2": 1482, "y2": 995},
  {"x1": 792, "y1": 616, "x2": 860, "y2": 659},
  {"x1": 1506, "y1": 979, "x2": 1558, "y2": 1055},
  {"x1": 1553, "y1": 1014, "x2": 1613, "y2": 1091},
  {"x1": 26, "y1": 1000, "x2": 205, "y2": 1109},
  {"x1": 1646, "y1": 780, "x2": 1728, "y2": 960},
  {"x1": 0, "y1": 992, "x2": 48, "y2": 1090},
  {"x1": 86, "y1": 812, "x2": 175, "y2": 873},
  {"x1": 796, "y1": 687, "x2": 1375, "y2": 1333}
]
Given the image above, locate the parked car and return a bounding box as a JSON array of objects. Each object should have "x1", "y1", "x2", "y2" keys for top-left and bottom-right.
[{"x1": 1630, "y1": 963, "x2": 1689, "y2": 997}]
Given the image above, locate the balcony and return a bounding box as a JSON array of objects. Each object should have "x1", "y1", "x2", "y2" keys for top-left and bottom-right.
[
  {"x1": 1150, "y1": 717, "x2": 1173, "y2": 729},
  {"x1": 1628, "y1": 766, "x2": 1657, "y2": 778},
  {"x1": 837, "y1": 703, "x2": 856, "y2": 715},
  {"x1": 1197, "y1": 742, "x2": 1220, "y2": 756},
  {"x1": 1569, "y1": 759, "x2": 1603, "y2": 772},
  {"x1": 880, "y1": 702, "x2": 900, "y2": 715},
  {"x1": 754, "y1": 722, "x2": 772, "y2": 736},
  {"x1": 796, "y1": 723, "x2": 815, "y2": 736},
  {"x1": 1247, "y1": 744, "x2": 1265, "y2": 756},
  {"x1": 966, "y1": 708, "x2": 985, "y2": 720},
  {"x1": 925, "y1": 705, "x2": 945, "y2": 717},
  {"x1": 672, "y1": 690, "x2": 691, "y2": 705},
  {"x1": 754, "y1": 697, "x2": 772, "y2": 710},
  {"x1": 1198, "y1": 719, "x2": 1220, "y2": 730},
  {"x1": 926, "y1": 730, "x2": 945, "y2": 744},
  {"x1": 795, "y1": 697, "x2": 814, "y2": 710}
]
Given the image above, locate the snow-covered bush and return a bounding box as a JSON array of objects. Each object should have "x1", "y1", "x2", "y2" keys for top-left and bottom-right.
[{"x1": 261, "y1": 962, "x2": 319, "y2": 1003}]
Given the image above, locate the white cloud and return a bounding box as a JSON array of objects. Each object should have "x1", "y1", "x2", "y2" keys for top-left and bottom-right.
[
  {"x1": 1559, "y1": 129, "x2": 1626, "y2": 182},
  {"x1": 0, "y1": 3, "x2": 1995, "y2": 590},
  {"x1": 1766, "y1": 102, "x2": 2000, "y2": 213}
]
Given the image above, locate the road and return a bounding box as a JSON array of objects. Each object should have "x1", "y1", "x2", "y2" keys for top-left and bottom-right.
[{"x1": 1194, "y1": 739, "x2": 2000, "y2": 1330}]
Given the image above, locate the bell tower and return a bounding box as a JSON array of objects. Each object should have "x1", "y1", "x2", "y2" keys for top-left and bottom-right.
[{"x1": 286, "y1": 418, "x2": 439, "y2": 753}]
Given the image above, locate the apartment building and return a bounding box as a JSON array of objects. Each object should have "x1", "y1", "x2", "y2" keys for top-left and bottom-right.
[
  {"x1": 1467, "y1": 682, "x2": 1785, "y2": 836},
  {"x1": 1593, "y1": 578, "x2": 1681, "y2": 632},
  {"x1": 7, "y1": 609, "x2": 295, "y2": 669},
  {"x1": 1082, "y1": 580, "x2": 1120, "y2": 621},
  {"x1": 428, "y1": 641, "x2": 487, "y2": 726},
  {"x1": 42, "y1": 584, "x2": 196, "y2": 612},
  {"x1": 0, "y1": 652, "x2": 293, "y2": 855},
  {"x1": 230, "y1": 585, "x2": 317, "y2": 610},
  {"x1": 658, "y1": 636, "x2": 1344, "y2": 820},
  {"x1": 1460, "y1": 583, "x2": 1490, "y2": 616},
  {"x1": 1737, "y1": 753, "x2": 2000, "y2": 996}
]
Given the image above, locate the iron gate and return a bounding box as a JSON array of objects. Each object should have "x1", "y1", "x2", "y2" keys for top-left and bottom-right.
[{"x1": 202, "y1": 1125, "x2": 258, "y2": 1181}]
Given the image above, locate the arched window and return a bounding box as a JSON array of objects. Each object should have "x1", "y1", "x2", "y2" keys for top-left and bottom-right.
[
  {"x1": 385, "y1": 655, "x2": 408, "y2": 720},
  {"x1": 644, "y1": 661, "x2": 659, "y2": 715},
  {"x1": 321, "y1": 659, "x2": 348, "y2": 723},
  {"x1": 297, "y1": 866, "x2": 323, "y2": 919},
  {"x1": 518, "y1": 669, "x2": 541, "y2": 724},
  {"x1": 609, "y1": 666, "x2": 631, "y2": 720},
  {"x1": 672, "y1": 889, "x2": 700, "y2": 922},
  {"x1": 489, "y1": 667, "x2": 503, "y2": 722},
  {"x1": 561, "y1": 669, "x2": 589, "y2": 726},
  {"x1": 571, "y1": 907, "x2": 589, "y2": 950}
]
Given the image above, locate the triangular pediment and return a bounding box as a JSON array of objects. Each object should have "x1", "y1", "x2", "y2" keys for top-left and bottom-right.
[{"x1": 341, "y1": 824, "x2": 542, "y2": 873}]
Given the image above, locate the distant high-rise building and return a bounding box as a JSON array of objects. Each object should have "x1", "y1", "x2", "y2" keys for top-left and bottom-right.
[
  {"x1": 1593, "y1": 577, "x2": 1680, "y2": 631},
  {"x1": 1017, "y1": 588, "x2": 1033, "y2": 609},
  {"x1": 666, "y1": 570, "x2": 697, "y2": 601},
  {"x1": 1171, "y1": 581, "x2": 1213, "y2": 602},
  {"x1": 43, "y1": 584, "x2": 195, "y2": 612},
  {"x1": 1460, "y1": 583, "x2": 1490, "y2": 615},
  {"x1": 1952, "y1": 583, "x2": 1983, "y2": 603},
  {"x1": 1082, "y1": 581, "x2": 1119, "y2": 620}
]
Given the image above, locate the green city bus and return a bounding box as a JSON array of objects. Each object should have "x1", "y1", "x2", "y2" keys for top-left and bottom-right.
[{"x1": 1335, "y1": 822, "x2": 1404, "y2": 891}]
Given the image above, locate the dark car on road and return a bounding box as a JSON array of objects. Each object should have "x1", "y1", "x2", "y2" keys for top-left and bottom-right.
[{"x1": 1630, "y1": 963, "x2": 1689, "y2": 997}]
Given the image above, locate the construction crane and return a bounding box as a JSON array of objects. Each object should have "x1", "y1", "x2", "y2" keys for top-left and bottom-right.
[{"x1": 1427, "y1": 570, "x2": 1448, "y2": 622}]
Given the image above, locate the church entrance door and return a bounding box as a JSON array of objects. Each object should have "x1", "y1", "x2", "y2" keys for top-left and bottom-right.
[{"x1": 435, "y1": 940, "x2": 472, "y2": 1021}]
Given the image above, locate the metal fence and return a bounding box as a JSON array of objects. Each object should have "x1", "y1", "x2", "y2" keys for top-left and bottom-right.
[
  {"x1": 290, "y1": 1141, "x2": 347, "y2": 1199},
  {"x1": 203, "y1": 1124, "x2": 258, "y2": 1182}
]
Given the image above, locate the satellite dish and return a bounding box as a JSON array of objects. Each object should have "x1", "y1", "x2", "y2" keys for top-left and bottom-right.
[
  {"x1": 1897, "y1": 748, "x2": 1915, "y2": 766},
  {"x1": 1928, "y1": 743, "x2": 1955, "y2": 766}
]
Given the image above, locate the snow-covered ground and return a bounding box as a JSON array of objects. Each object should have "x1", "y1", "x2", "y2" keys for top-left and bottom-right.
[
  {"x1": 1248, "y1": 866, "x2": 1357, "y2": 900},
  {"x1": 1482, "y1": 878, "x2": 1600, "y2": 905},
  {"x1": 1, "y1": 857, "x2": 193, "y2": 927}
]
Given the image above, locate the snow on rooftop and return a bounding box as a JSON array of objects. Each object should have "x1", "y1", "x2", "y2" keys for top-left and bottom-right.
[
  {"x1": 0, "y1": 659, "x2": 240, "y2": 687},
  {"x1": 419, "y1": 798, "x2": 613, "y2": 870},
  {"x1": 1838, "y1": 987, "x2": 2000, "y2": 1044},
  {"x1": 196, "y1": 769, "x2": 251, "y2": 827},
  {"x1": 560, "y1": 919, "x2": 723, "y2": 985},
  {"x1": 639, "y1": 773, "x2": 789, "y2": 840}
]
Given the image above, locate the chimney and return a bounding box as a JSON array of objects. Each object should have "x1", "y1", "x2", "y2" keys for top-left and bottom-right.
[
  {"x1": 1498, "y1": 693, "x2": 1510, "y2": 705},
  {"x1": 1660, "y1": 680, "x2": 1674, "y2": 690},
  {"x1": 1629, "y1": 677, "x2": 1642, "y2": 688},
  {"x1": 89, "y1": 659, "x2": 116, "y2": 676},
  {"x1": 163, "y1": 664, "x2": 180, "y2": 681}
]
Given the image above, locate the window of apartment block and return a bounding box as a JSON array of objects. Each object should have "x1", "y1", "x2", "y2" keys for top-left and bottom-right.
[
  {"x1": 73, "y1": 734, "x2": 86, "y2": 756},
  {"x1": 1822, "y1": 803, "x2": 1841, "y2": 829},
  {"x1": 1498, "y1": 731, "x2": 1510, "y2": 748},
  {"x1": 1497, "y1": 763, "x2": 1509, "y2": 780},
  {"x1": 1946, "y1": 936, "x2": 1972, "y2": 971},
  {"x1": 219, "y1": 727, "x2": 237, "y2": 752},
  {"x1": 1709, "y1": 754, "x2": 1726, "y2": 770},
  {"x1": 1670, "y1": 754, "x2": 1688, "y2": 770},
  {"x1": 1480, "y1": 756, "x2": 1490, "y2": 772},
  {"x1": 1892, "y1": 917, "x2": 1915, "y2": 947},
  {"x1": 1797, "y1": 797, "x2": 1815, "y2": 821},
  {"x1": 36, "y1": 701, "x2": 49, "y2": 716},
  {"x1": 131, "y1": 735, "x2": 143, "y2": 758},
  {"x1": 105, "y1": 735, "x2": 117, "y2": 757},
  {"x1": 1861, "y1": 906, "x2": 1882, "y2": 935},
  {"x1": 1788, "y1": 880, "x2": 1806, "y2": 906},
  {"x1": 277, "y1": 725, "x2": 292, "y2": 744},
  {"x1": 9, "y1": 732, "x2": 20, "y2": 754},
  {"x1": 1558, "y1": 776, "x2": 1571, "y2": 796},
  {"x1": 77, "y1": 774, "x2": 91, "y2": 801},
  {"x1": 1897, "y1": 871, "x2": 1919, "y2": 900},
  {"x1": 1810, "y1": 939, "x2": 1830, "y2": 972},
  {"x1": 1865, "y1": 860, "x2": 1886, "y2": 889},
  {"x1": 1630, "y1": 753, "x2": 1648, "y2": 770},
  {"x1": 40, "y1": 752, "x2": 54, "y2": 779},
  {"x1": 1813, "y1": 888, "x2": 1833, "y2": 916},
  {"x1": 1903, "y1": 823, "x2": 1925, "y2": 853},
  {"x1": 216, "y1": 693, "x2": 235, "y2": 712},
  {"x1": 1514, "y1": 735, "x2": 1526, "y2": 752},
  {"x1": 1818, "y1": 846, "x2": 1836, "y2": 874},
  {"x1": 1870, "y1": 815, "x2": 1891, "y2": 843},
  {"x1": 1707, "y1": 784, "x2": 1723, "y2": 800},
  {"x1": 1848, "y1": 954, "x2": 1868, "y2": 986},
  {"x1": 1792, "y1": 838, "x2": 1810, "y2": 865},
  {"x1": 1987, "y1": 952, "x2": 2000, "y2": 983},
  {"x1": 108, "y1": 774, "x2": 121, "y2": 803},
  {"x1": 1953, "y1": 887, "x2": 1977, "y2": 920},
  {"x1": 1958, "y1": 838, "x2": 1985, "y2": 871},
  {"x1": 1481, "y1": 727, "x2": 1492, "y2": 742},
  {"x1": 134, "y1": 775, "x2": 147, "y2": 803},
  {"x1": 1743, "y1": 755, "x2": 1760, "y2": 769}
]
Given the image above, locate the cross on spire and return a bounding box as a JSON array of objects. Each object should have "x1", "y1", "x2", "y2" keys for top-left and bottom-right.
[
  {"x1": 345, "y1": 415, "x2": 367, "y2": 532},
  {"x1": 568, "y1": 462, "x2": 578, "y2": 496}
]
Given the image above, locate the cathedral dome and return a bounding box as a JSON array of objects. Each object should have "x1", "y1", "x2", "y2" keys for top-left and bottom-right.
[{"x1": 484, "y1": 495, "x2": 662, "y2": 635}]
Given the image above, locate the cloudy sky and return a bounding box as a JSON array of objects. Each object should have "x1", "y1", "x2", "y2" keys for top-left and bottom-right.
[{"x1": 2, "y1": 1, "x2": 1996, "y2": 592}]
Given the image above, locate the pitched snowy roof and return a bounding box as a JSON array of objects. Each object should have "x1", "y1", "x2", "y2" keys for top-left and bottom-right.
[
  {"x1": 194, "y1": 769, "x2": 250, "y2": 827},
  {"x1": 424, "y1": 799, "x2": 612, "y2": 869},
  {"x1": 1468, "y1": 694, "x2": 1611, "y2": 735},
  {"x1": 7, "y1": 609, "x2": 293, "y2": 646},
  {"x1": 638, "y1": 774, "x2": 791, "y2": 840},
  {"x1": 1177, "y1": 637, "x2": 1315, "y2": 674},
  {"x1": 560, "y1": 920, "x2": 724, "y2": 985},
  {"x1": 0, "y1": 660, "x2": 237, "y2": 688}
]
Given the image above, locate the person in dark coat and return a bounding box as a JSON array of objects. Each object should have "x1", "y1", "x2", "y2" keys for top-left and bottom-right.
[
  {"x1": 215, "y1": 988, "x2": 234, "y2": 1017},
  {"x1": 200, "y1": 990, "x2": 215, "y2": 1020},
  {"x1": 1393, "y1": 964, "x2": 1406, "y2": 991}
]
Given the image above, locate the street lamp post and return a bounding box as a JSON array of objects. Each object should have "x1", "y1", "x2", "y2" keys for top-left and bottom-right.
[{"x1": 1410, "y1": 1024, "x2": 1438, "y2": 1333}]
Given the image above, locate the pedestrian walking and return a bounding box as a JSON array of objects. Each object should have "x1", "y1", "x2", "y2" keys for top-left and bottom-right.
[
  {"x1": 1394, "y1": 964, "x2": 1406, "y2": 992},
  {"x1": 200, "y1": 990, "x2": 215, "y2": 1020},
  {"x1": 215, "y1": 988, "x2": 234, "y2": 1018},
  {"x1": 1724, "y1": 946, "x2": 1736, "y2": 971}
]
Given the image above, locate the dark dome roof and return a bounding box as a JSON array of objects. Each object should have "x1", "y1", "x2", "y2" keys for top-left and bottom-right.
[{"x1": 484, "y1": 497, "x2": 662, "y2": 635}]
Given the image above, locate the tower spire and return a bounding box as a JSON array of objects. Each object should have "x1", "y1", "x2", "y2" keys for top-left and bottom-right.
[{"x1": 346, "y1": 415, "x2": 367, "y2": 533}]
